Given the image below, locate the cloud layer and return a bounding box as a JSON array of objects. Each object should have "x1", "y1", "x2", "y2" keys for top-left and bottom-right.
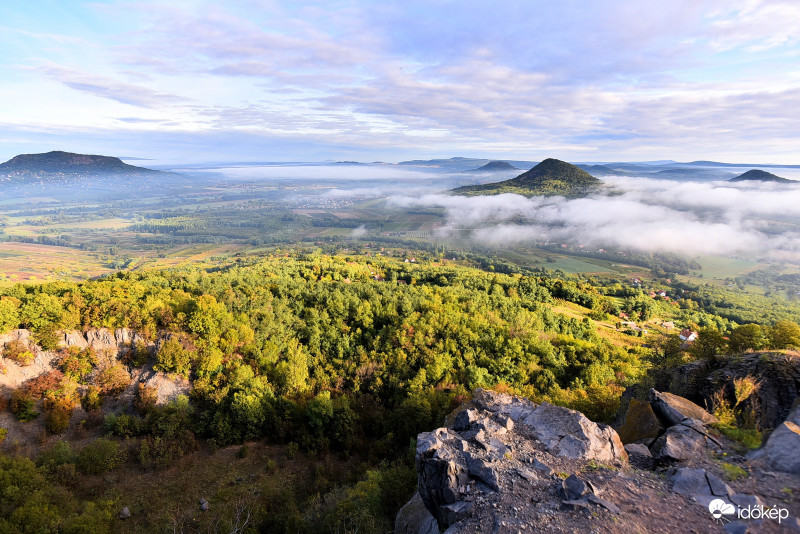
[{"x1": 389, "y1": 177, "x2": 800, "y2": 261}]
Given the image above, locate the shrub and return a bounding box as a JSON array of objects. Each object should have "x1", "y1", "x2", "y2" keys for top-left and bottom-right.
[
  {"x1": 77, "y1": 438, "x2": 123, "y2": 475},
  {"x1": 96, "y1": 362, "x2": 130, "y2": 395},
  {"x1": 104, "y1": 413, "x2": 144, "y2": 438},
  {"x1": 34, "y1": 328, "x2": 61, "y2": 351},
  {"x1": 44, "y1": 397, "x2": 74, "y2": 434},
  {"x1": 59, "y1": 347, "x2": 97, "y2": 382},
  {"x1": 10, "y1": 390, "x2": 38, "y2": 421},
  {"x1": 154, "y1": 337, "x2": 193, "y2": 377},
  {"x1": 134, "y1": 383, "x2": 158, "y2": 414},
  {"x1": 129, "y1": 340, "x2": 151, "y2": 367},
  {"x1": 138, "y1": 432, "x2": 196, "y2": 470},
  {"x1": 37, "y1": 440, "x2": 78, "y2": 470},
  {"x1": 3, "y1": 340, "x2": 35, "y2": 366},
  {"x1": 24, "y1": 370, "x2": 64, "y2": 398},
  {"x1": 81, "y1": 386, "x2": 102, "y2": 411}
]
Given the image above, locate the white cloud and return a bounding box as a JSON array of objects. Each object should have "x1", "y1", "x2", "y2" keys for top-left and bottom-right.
[{"x1": 389, "y1": 177, "x2": 800, "y2": 260}]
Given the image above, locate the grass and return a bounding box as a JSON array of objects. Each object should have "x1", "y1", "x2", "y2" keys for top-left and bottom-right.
[
  {"x1": 718, "y1": 462, "x2": 748, "y2": 481},
  {"x1": 693, "y1": 255, "x2": 764, "y2": 280},
  {"x1": 712, "y1": 423, "x2": 762, "y2": 450}
]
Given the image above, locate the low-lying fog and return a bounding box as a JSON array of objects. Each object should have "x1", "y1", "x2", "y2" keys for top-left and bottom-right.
[
  {"x1": 387, "y1": 175, "x2": 800, "y2": 261},
  {"x1": 182, "y1": 164, "x2": 800, "y2": 261}
]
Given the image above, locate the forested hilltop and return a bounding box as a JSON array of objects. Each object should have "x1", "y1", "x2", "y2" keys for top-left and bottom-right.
[{"x1": 1, "y1": 252, "x2": 800, "y2": 532}]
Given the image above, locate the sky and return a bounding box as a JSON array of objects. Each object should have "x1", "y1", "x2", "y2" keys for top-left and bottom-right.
[{"x1": 1, "y1": 0, "x2": 799, "y2": 164}]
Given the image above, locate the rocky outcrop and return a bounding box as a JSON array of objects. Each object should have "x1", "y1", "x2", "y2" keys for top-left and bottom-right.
[
  {"x1": 400, "y1": 388, "x2": 800, "y2": 533},
  {"x1": 613, "y1": 388, "x2": 721, "y2": 465},
  {"x1": 412, "y1": 390, "x2": 628, "y2": 532},
  {"x1": 664, "y1": 353, "x2": 800, "y2": 432},
  {"x1": 648, "y1": 389, "x2": 717, "y2": 426}
]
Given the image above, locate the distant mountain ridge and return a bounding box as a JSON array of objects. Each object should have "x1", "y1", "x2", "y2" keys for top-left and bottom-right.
[
  {"x1": 470, "y1": 160, "x2": 520, "y2": 172},
  {"x1": 0, "y1": 150, "x2": 160, "y2": 179},
  {"x1": 729, "y1": 169, "x2": 796, "y2": 183},
  {"x1": 453, "y1": 158, "x2": 602, "y2": 197}
]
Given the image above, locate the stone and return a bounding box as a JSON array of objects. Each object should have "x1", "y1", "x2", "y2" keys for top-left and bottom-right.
[
  {"x1": 85, "y1": 328, "x2": 117, "y2": 350},
  {"x1": 624, "y1": 443, "x2": 654, "y2": 470},
  {"x1": 652, "y1": 423, "x2": 707, "y2": 462},
  {"x1": 522, "y1": 402, "x2": 628, "y2": 463},
  {"x1": 615, "y1": 398, "x2": 664, "y2": 444},
  {"x1": 751, "y1": 420, "x2": 800, "y2": 474},
  {"x1": 466, "y1": 454, "x2": 500, "y2": 491},
  {"x1": 560, "y1": 474, "x2": 591, "y2": 501},
  {"x1": 199, "y1": 498, "x2": 209, "y2": 511},
  {"x1": 562, "y1": 499, "x2": 590, "y2": 510},
  {"x1": 471, "y1": 388, "x2": 535, "y2": 422},
  {"x1": 62, "y1": 331, "x2": 89, "y2": 349},
  {"x1": 669, "y1": 467, "x2": 710, "y2": 498},
  {"x1": 118, "y1": 507, "x2": 131, "y2": 520},
  {"x1": 705, "y1": 472, "x2": 732, "y2": 497},
  {"x1": 440, "y1": 501, "x2": 473, "y2": 526},
  {"x1": 453, "y1": 409, "x2": 478, "y2": 431},
  {"x1": 496, "y1": 414, "x2": 514, "y2": 431},
  {"x1": 514, "y1": 468, "x2": 536, "y2": 481},
  {"x1": 586, "y1": 494, "x2": 621, "y2": 514},
  {"x1": 669, "y1": 467, "x2": 731, "y2": 503},
  {"x1": 648, "y1": 389, "x2": 717, "y2": 426},
  {"x1": 532, "y1": 458, "x2": 553, "y2": 476},
  {"x1": 473, "y1": 432, "x2": 510, "y2": 460},
  {"x1": 395, "y1": 492, "x2": 440, "y2": 534},
  {"x1": 416, "y1": 429, "x2": 471, "y2": 529}
]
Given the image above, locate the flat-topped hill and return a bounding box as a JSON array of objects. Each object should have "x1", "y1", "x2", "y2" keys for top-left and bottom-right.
[{"x1": 0, "y1": 150, "x2": 160, "y2": 179}]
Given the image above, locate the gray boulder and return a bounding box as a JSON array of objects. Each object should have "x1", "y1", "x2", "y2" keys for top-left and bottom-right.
[
  {"x1": 624, "y1": 443, "x2": 654, "y2": 470},
  {"x1": 669, "y1": 467, "x2": 732, "y2": 505},
  {"x1": 522, "y1": 402, "x2": 627, "y2": 463},
  {"x1": 648, "y1": 389, "x2": 716, "y2": 426},
  {"x1": 651, "y1": 422, "x2": 709, "y2": 462},
  {"x1": 394, "y1": 492, "x2": 439, "y2": 534},
  {"x1": 750, "y1": 419, "x2": 800, "y2": 474},
  {"x1": 615, "y1": 398, "x2": 664, "y2": 445}
]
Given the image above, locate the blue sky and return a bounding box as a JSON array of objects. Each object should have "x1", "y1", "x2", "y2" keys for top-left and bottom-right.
[{"x1": 1, "y1": 0, "x2": 799, "y2": 164}]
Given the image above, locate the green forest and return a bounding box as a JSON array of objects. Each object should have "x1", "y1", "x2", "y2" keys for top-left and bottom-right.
[{"x1": 2, "y1": 252, "x2": 800, "y2": 532}]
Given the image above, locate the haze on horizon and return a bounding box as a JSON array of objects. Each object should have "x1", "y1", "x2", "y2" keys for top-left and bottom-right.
[{"x1": 1, "y1": 1, "x2": 799, "y2": 165}]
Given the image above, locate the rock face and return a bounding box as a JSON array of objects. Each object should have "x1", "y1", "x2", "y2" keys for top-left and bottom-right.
[
  {"x1": 663, "y1": 352, "x2": 800, "y2": 432},
  {"x1": 615, "y1": 398, "x2": 664, "y2": 444},
  {"x1": 521, "y1": 402, "x2": 627, "y2": 462},
  {"x1": 413, "y1": 390, "x2": 627, "y2": 531},
  {"x1": 613, "y1": 388, "x2": 720, "y2": 464},
  {"x1": 751, "y1": 405, "x2": 800, "y2": 474},
  {"x1": 648, "y1": 389, "x2": 717, "y2": 426}
]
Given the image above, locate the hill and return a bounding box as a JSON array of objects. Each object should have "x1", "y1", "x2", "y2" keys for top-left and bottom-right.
[
  {"x1": 452, "y1": 158, "x2": 602, "y2": 197},
  {"x1": 577, "y1": 164, "x2": 629, "y2": 176},
  {"x1": 469, "y1": 160, "x2": 520, "y2": 172},
  {"x1": 729, "y1": 169, "x2": 796, "y2": 183},
  {"x1": 0, "y1": 150, "x2": 161, "y2": 180}
]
